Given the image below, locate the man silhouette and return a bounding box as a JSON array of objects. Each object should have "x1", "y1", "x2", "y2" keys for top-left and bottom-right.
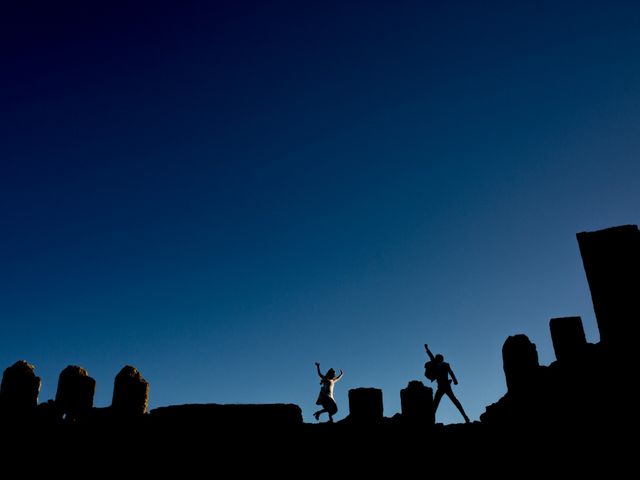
[{"x1": 424, "y1": 344, "x2": 470, "y2": 423}]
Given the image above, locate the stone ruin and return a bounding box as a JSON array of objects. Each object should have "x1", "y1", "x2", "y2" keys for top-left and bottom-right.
[
  {"x1": 502, "y1": 334, "x2": 539, "y2": 394},
  {"x1": 0, "y1": 360, "x2": 41, "y2": 414},
  {"x1": 400, "y1": 380, "x2": 434, "y2": 424},
  {"x1": 0, "y1": 224, "x2": 637, "y2": 432},
  {"x1": 550, "y1": 316, "x2": 587, "y2": 362},
  {"x1": 577, "y1": 224, "x2": 640, "y2": 357},
  {"x1": 112, "y1": 365, "x2": 149, "y2": 416},
  {"x1": 482, "y1": 224, "x2": 640, "y2": 426},
  {"x1": 348, "y1": 387, "x2": 384, "y2": 423},
  {"x1": 55, "y1": 365, "x2": 96, "y2": 421}
]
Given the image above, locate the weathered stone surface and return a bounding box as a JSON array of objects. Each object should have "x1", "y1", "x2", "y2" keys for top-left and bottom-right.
[
  {"x1": 550, "y1": 316, "x2": 587, "y2": 362},
  {"x1": 348, "y1": 387, "x2": 383, "y2": 423},
  {"x1": 55, "y1": 365, "x2": 96, "y2": 420},
  {"x1": 400, "y1": 380, "x2": 434, "y2": 424},
  {"x1": 502, "y1": 334, "x2": 539, "y2": 393},
  {"x1": 0, "y1": 360, "x2": 41, "y2": 412},
  {"x1": 112, "y1": 365, "x2": 149, "y2": 415}
]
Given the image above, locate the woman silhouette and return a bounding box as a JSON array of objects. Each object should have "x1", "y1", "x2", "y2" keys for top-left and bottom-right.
[{"x1": 313, "y1": 362, "x2": 343, "y2": 422}]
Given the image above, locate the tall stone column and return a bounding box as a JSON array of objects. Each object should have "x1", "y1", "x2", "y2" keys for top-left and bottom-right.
[{"x1": 577, "y1": 225, "x2": 640, "y2": 351}]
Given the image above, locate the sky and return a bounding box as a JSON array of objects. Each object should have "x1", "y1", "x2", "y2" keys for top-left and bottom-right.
[{"x1": 1, "y1": 1, "x2": 639, "y2": 424}]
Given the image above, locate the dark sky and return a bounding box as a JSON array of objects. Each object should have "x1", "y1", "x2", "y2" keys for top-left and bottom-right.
[{"x1": 2, "y1": 1, "x2": 639, "y2": 423}]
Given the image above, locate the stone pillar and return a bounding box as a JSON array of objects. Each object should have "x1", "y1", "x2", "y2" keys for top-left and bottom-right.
[
  {"x1": 577, "y1": 225, "x2": 640, "y2": 351},
  {"x1": 55, "y1": 365, "x2": 96, "y2": 420},
  {"x1": 348, "y1": 387, "x2": 383, "y2": 423},
  {"x1": 0, "y1": 360, "x2": 41, "y2": 412},
  {"x1": 550, "y1": 316, "x2": 587, "y2": 362},
  {"x1": 112, "y1": 365, "x2": 149, "y2": 415},
  {"x1": 400, "y1": 380, "x2": 434, "y2": 424},
  {"x1": 502, "y1": 334, "x2": 539, "y2": 393}
]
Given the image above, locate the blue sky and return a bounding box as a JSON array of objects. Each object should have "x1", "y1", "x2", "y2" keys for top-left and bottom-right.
[{"x1": 1, "y1": 1, "x2": 639, "y2": 423}]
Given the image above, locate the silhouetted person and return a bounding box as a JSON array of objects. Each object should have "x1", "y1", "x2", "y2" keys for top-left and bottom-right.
[
  {"x1": 424, "y1": 344, "x2": 470, "y2": 423},
  {"x1": 313, "y1": 362, "x2": 343, "y2": 423}
]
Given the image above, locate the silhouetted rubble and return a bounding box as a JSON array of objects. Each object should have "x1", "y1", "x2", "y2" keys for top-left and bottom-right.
[
  {"x1": 400, "y1": 380, "x2": 434, "y2": 424},
  {"x1": 550, "y1": 316, "x2": 587, "y2": 362},
  {"x1": 347, "y1": 387, "x2": 383, "y2": 423},
  {"x1": 55, "y1": 365, "x2": 96, "y2": 421},
  {"x1": 112, "y1": 366, "x2": 149, "y2": 416},
  {"x1": 0, "y1": 360, "x2": 41, "y2": 415}
]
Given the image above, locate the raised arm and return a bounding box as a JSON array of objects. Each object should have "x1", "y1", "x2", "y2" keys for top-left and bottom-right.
[
  {"x1": 424, "y1": 344, "x2": 435, "y2": 361},
  {"x1": 315, "y1": 362, "x2": 324, "y2": 379},
  {"x1": 448, "y1": 365, "x2": 458, "y2": 385},
  {"x1": 334, "y1": 369, "x2": 344, "y2": 382}
]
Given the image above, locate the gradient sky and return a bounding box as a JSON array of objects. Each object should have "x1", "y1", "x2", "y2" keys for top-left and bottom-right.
[{"x1": 2, "y1": 1, "x2": 639, "y2": 424}]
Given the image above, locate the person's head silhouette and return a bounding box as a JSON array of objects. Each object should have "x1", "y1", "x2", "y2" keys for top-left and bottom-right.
[
  {"x1": 326, "y1": 368, "x2": 336, "y2": 379},
  {"x1": 435, "y1": 354, "x2": 444, "y2": 363}
]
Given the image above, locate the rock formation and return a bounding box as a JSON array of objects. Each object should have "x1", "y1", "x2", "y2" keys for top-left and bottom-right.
[
  {"x1": 112, "y1": 365, "x2": 149, "y2": 416},
  {"x1": 550, "y1": 316, "x2": 587, "y2": 362},
  {"x1": 502, "y1": 334, "x2": 539, "y2": 393},
  {"x1": 55, "y1": 365, "x2": 96, "y2": 421},
  {"x1": 0, "y1": 360, "x2": 41, "y2": 414},
  {"x1": 577, "y1": 224, "x2": 640, "y2": 355},
  {"x1": 348, "y1": 387, "x2": 383, "y2": 423},
  {"x1": 400, "y1": 380, "x2": 434, "y2": 424}
]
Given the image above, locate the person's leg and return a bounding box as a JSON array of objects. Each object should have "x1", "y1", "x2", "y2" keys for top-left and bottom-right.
[
  {"x1": 328, "y1": 399, "x2": 338, "y2": 423},
  {"x1": 314, "y1": 409, "x2": 327, "y2": 420},
  {"x1": 445, "y1": 390, "x2": 470, "y2": 423},
  {"x1": 433, "y1": 388, "x2": 445, "y2": 416}
]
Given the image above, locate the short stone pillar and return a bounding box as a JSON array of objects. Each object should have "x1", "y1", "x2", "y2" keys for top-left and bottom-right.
[
  {"x1": 112, "y1": 365, "x2": 149, "y2": 415},
  {"x1": 348, "y1": 387, "x2": 383, "y2": 423},
  {"x1": 550, "y1": 316, "x2": 587, "y2": 362},
  {"x1": 400, "y1": 380, "x2": 434, "y2": 424},
  {"x1": 0, "y1": 360, "x2": 41, "y2": 412},
  {"x1": 502, "y1": 334, "x2": 539, "y2": 393},
  {"x1": 55, "y1": 365, "x2": 96, "y2": 420}
]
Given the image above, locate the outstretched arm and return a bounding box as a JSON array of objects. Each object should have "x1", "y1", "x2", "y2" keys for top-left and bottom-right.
[
  {"x1": 448, "y1": 366, "x2": 458, "y2": 385},
  {"x1": 315, "y1": 362, "x2": 324, "y2": 379},
  {"x1": 424, "y1": 344, "x2": 435, "y2": 361},
  {"x1": 334, "y1": 369, "x2": 344, "y2": 382}
]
